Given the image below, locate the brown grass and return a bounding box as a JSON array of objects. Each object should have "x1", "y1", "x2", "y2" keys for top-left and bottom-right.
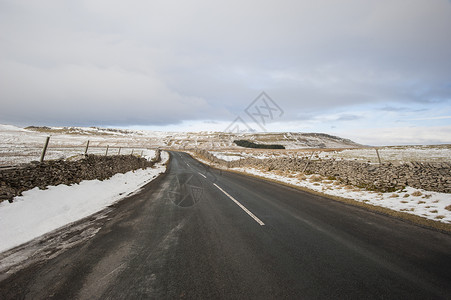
[
  {"x1": 309, "y1": 175, "x2": 323, "y2": 183},
  {"x1": 411, "y1": 191, "x2": 423, "y2": 197},
  {"x1": 273, "y1": 170, "x2": 285, "y2": 176},
  {"x1": 445, "y1": 205, "x2": 451, "y2": 211},
  {"x1": 297, "y1": 174, "x2": 307, "y2": 180},
  {"x1": 400, "y1": 208, "x2": 415, "y2": 212}
]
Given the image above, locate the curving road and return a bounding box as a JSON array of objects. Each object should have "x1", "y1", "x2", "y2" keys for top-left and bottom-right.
[{"x1": 0, "y1": 151, "x2": 450, "y2": 299}]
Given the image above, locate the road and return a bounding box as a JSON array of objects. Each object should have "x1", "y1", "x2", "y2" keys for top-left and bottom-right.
[{"x1": 0, "y1": 151, "x2": 450, "y2": 299}]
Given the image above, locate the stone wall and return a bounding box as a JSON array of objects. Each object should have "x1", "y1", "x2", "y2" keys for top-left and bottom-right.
[
  {"x1": 196, "y1": 150, "x2": 451, "y2": 193},
  {"x1": 0, "y1": 155, "x2": 155, "y2": 203}
]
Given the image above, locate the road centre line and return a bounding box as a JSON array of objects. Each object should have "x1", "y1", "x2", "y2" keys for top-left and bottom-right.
[
  {"x1": 213, "y1": 183, "x2": 265, "y2": 226},
  {"x1": 198, "y1": 172, "x2": 207, "y2": 179}
]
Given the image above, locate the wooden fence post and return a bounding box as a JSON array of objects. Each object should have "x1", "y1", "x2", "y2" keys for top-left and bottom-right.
[
  {"x1": 40, "y1": 136, "x2": 50, "y2": 162},
  {"x1": 375, "y1": 148, "x2": 382, "y2": 165},
  {"x1": 84, "y1": 140, "x2": 90, "y2": 156},
  {"x1": 302, "y1": 151, "x2": 316, "y2": 173},
  {"x1": 118, "y1": 147, "x2": 121, "y2": 155},
  {"x1": 105, "y1": 145, "x2": 109, "y2": 156}
]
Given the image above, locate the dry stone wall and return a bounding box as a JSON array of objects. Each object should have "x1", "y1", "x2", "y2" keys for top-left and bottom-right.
[
  {"x1": 196, "y1": 150, "x2": 451, "y2": 193},
  {"x1": 0, "y1": 155, "x2": 155, "y2": 203}
]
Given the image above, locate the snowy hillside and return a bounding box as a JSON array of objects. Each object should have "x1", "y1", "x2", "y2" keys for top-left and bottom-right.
[
  {"x1": 0, "y1": 124, "x2": 362, "y2": 166},
  {"x1": 7, "y1": 125, "x2": 361, "y2": 148}
]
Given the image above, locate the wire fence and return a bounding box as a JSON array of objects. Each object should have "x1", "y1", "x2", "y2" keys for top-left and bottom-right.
[
  {"x1": 204, "y1": 145, "x2": 451, "y2": 165},
  {"x1": 0, "y1": 139, "x2": 155, "y2": 167}
]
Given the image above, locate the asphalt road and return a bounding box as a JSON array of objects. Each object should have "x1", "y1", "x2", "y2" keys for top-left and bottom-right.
[{"x1": 1, "y1": 151, "x2": 450, "y2": 299}]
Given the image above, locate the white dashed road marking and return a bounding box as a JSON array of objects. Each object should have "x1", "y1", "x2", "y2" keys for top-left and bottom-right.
[{"x1": 213, "y1": 183, "x2": 265, "y2": 226}]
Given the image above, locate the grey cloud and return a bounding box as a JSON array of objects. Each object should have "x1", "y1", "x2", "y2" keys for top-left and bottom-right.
[
  {"x1": 0, "y1": 0, "x2": 450, "y2": 127},
  {"x1": 380, "y1": 106, "x2": 406, "y2": 112},
  {"x1": 336, "y1": 114, "x2": 362, "y2": 122}
]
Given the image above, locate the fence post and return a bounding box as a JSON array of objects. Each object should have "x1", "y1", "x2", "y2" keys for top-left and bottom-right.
[
  {"x1": 302, "y1": 151, "x2": 315, "y2": 173},
  {"x1": 375, "y1": 148, "x2": 382, "y2": 165},
  {"x1": 84, "y1": 140, "x2": 90, "y2": 156},
  {"x1": 118, "y1": 147, "x2": 121, "y2": 155},
  {"x1": 105, "y1": 145, "x2": 109, "y2": 156},
  {"x1": 131, "y1": 149, "x2": 134, "y2": 155},
  {"x1": 40, "y1": 136, "x2": 50, "y2": 163}
]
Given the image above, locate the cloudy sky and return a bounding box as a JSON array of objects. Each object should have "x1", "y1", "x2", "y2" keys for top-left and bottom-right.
[{"x1": 1, "y1": 0, "x2": 450, "y2": 145}]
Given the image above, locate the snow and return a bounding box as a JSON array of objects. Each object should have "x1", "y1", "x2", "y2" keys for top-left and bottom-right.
[
  {"x1": 209, "y1": 150, "x2": 278, "y2": 161},
  {"x1": 0, "y1": 151, "x2": 169, "y2": 253},
  {"x1": 190, "y1": 152, "x2": 451, "y2": 224},
  {"x1": 210, "y1": 152, "x2": 242, "y2": 161},
  {"x1": 240, "y1": 168, "x2": 450, "y2": 223},
  {"x1": 0, "y1": 124, "x2": 28, "y2": 132},
  {"x1": 210, "y1": 146, "x2": 451, "y2": 165},
  {"x1": 316, "y1": 146, "x2": 451, "y2": 164},
  {"x1": 0, "y1": 123, "x2": 160, "y2": 166},
  {"x1": 0, "y1": 124, "x2": 365, "y2": 167}
]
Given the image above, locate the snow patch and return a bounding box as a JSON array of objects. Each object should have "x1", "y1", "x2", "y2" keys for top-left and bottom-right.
[{"x1": 0, "y1": 152, "x2": 168, "y2": 253}]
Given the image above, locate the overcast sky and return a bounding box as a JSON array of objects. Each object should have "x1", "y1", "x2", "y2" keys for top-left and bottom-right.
[{"x1": 1, "y1": 0, "x2": 450, "y2": 145}]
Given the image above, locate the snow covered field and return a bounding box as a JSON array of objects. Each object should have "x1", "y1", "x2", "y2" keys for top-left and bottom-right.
[
  {"x1": 192, "y1": 153, "x2": 451, "y2": 225},
  {"x1": 209, "y1": 144, "x2": 451, "y2": 164},
  {"x1": 210, "y1": 151, "x2": 279, "y2": 161},
  {"x1": 0, "y1": 124, "x2": 365, "y2": 167},
  {"x1": 0, "y1": 125, "x2": 159, "y2": 166},
  {"x1": 0, "y1": 152, "x2": 168, "y2": 253},
  {"x1": 317, "y1": 146, "x2": 451, "y2": 164}
]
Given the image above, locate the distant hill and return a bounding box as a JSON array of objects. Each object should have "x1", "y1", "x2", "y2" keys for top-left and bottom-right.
[{"x1": 20, "y1": 125, "x2": 362, "y2": 149}]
